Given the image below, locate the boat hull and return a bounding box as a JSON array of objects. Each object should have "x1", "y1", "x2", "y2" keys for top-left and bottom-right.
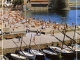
[
  {"x1": 5, "y1": 53, "x2": 28, "y2": 60},
  {"x1": 61, "y1": 53, "x2": 74, "y2": 60},
  {"x1": 17, "y1": 51, "x2": 35, "y2": 60},
  {"x1": 0, "y1": 56, "x2": 9, "y2": 60},
  {"x1": 74, "y1": 51, "x2": 80, "y2": 59},
  {"x1": 43, "y1": 52, "x2": 59, "y2": 60},
  {"x1": 3, "y1": 56, "x2": 9, "y2": 60},
  {"x1": 29, "y1": 49, "x2": 45, "y2": 60},
  {"x1": 11, "y1": 57, "x2": 27, "y2": 60},
  {"x1": 35, "y1": 55, "x2": 45, "y2": 60}
]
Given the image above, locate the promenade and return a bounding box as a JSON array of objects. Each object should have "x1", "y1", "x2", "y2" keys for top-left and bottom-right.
[
  {"x1": 0, "y1": 9, "x2": 80, "y2": 50},
  {"x1": 0, "y1": 30, "x2": 80, "y2": 49}
]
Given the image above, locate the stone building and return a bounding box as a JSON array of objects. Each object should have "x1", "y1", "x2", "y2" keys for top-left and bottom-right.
[{"x1": 30, "y1": 0, "x2": 49, "y2": 11}]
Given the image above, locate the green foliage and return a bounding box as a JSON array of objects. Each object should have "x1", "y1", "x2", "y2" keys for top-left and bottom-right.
[{"x1": 12, "y1": 0, "x2": 24, "y2": 5}]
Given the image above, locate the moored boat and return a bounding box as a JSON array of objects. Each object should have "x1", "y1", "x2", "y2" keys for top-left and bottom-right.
[
  {"x1": 49, "y1": 46, "x2": 62, "y2": 53},
  {"x1": 29, "y1": 49, "x2": 45, "y2": 60},
  {"x1": 43, "y1": 48, "x2": 59, "y2": 60},
  {"x1": 61, "y1": 48, "x2": 74, "y2": 60},
  {"x1": 73, "y1": 44, "x2": 80, "y2": 59},
  {"x1": 0, "y1": 55, "x2": 9, "y2": 60},
  {"x1": 5, "y1": 53, "x2": 28, "y2": 60},
  {"x1": 16, "y1": 50, "x2": 35, "y2": 60},
  {"x1": 49, "y1": 46, "x2": 74, "y2": 60}
]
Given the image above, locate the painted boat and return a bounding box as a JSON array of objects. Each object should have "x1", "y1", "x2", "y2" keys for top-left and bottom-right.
[
  {"x1": 43, "y1": 48, "x2": 59, "y2": 60},
  {"x1": 0, "y1": 55, "x2": 9, "y2": 60},
  {"x1": 5, "y1": 53, "x2": 28, "y2": 60},
  {"x1": 49, "y1": 46, "x2": 62, "y2": 53},
  {"x1": 49, "y1": 46, "x2": 74, "y2": 59},
  {"x1": 18, "y1": 50, "x2": 35, "y2": 60},
  {"x1": 29, "y1": 49, "x2": 45, "y2": 60},
  {"x1": 73, "y1": 44, "x2": 80, "y2": 59}
]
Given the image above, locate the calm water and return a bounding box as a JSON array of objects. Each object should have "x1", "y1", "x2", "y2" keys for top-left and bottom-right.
[{"x1": 22, "y1": 10, "x2": 80, "y2": 26}]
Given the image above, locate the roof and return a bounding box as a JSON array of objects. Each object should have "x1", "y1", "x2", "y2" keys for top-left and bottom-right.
[
  {"x1": 31, "y1": 2, "x2": 48, "y2": 4},
  {"x1": 31, "y1": 0, "x2": 48, "y2": 2}
]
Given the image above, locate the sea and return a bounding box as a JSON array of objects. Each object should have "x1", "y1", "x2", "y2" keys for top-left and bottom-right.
[{"x1": 22, "y1": 9, "x2": 80, "y2": 26}]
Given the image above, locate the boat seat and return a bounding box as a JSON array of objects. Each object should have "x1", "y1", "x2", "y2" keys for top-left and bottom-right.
[{"x1": 5, "y1": 35, "x2": 13, "y2": 39}]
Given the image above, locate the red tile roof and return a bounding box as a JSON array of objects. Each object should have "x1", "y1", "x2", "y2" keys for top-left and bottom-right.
[
  {"x1": 31, "y1": 0, "x2": 48, "y2": 2},
  {"x1": 31, "y1": 2, "x2": 48, "y2": 4}
]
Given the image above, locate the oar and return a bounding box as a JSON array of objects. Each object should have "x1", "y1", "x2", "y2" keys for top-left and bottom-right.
[
  {"x1": 29, "y1": 34, "x2": 32, "y2": 48},
  {"x1": 11, "y1": 39, "x2": 19, "y2": 50},
  {"x1": 62, "y1": 26, "x2": 66, "y2": 49},
  {"x1": 19, "y1": 35, "x2": 29, "y2": 59},
  {"x1": 32, "y1": 40, "x2": 40, "y2": 50},
  {"x1": 58, "y1": 30, "x2": 76, "y2": 43},
  {"x1": 58, "y1": 29, "x2": 76, "y2": 48},
  {"x1": 32, "y1": 39, "x2": 45, "y2": 56},
  {"x1": 22, "y1": 40, "x2": 28, "y2": 48},
  {"x1": 69, "y1": 25, "x2": 80, "y2": 35},
  {"x1": 72, "y1": 25, "x2": 76, "y2": 48},
  {"x1": 53, "y1": 35, "x2": 74, "y2": 51},
  {"x1": 20, "y1": 35, "x2": 23, "y2": 51}
]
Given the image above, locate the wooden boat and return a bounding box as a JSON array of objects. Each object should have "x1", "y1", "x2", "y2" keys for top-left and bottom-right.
[
  {"x1": 0, "y1": 55, "x2": 9, "y2": 60},
  {"x1": 49, "y1": 46, "x2": 74, "y2": 60},
  {"x1": 24, "y1": 34, "x2": 45, "y2": 60},
  {"x1": 73, "y1": 44, "x2": 80, "y2": 52},
  {"x1": 61, "y1": 48, "x2": 74, "y2": 60},
  {"x1": 49, "y1": 46, "x2": 62, "y2": 53},
  {"x1": 29, "y1": 49, "x2": 45, "y2": 60},
  {"x1": 43, "y1": 48, "x2": 59, "y2": 60},
  {"x1": 73, "y1": 44, "x2": 80, "y2": 59},
  {"x1": 5, "y1": 53, "x2": 28, "y2": 60},
  {"x1": 17, "y1": 50, "x2": 35, "y2": 60}
]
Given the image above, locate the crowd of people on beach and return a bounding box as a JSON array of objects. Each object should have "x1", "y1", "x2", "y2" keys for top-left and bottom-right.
[{"x1": 1, "y1": 10, "x2": 77, "y2": 35}]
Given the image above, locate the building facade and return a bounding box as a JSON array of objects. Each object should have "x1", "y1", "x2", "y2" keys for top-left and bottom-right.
[{"x1": 30, "y1": 0, "x2": 49, "y2": 11}]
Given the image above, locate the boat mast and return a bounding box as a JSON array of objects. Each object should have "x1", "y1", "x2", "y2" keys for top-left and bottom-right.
[
  {"x1": 62, "y1": 24, "x2": 66, "y2": 49},
  {"x1": 29, "y1": 34, "x2": 32, "y2": 48},
  {"x1": 72, "y1": 25, "x2": 76, "y2": 47},
  {"x1": 20, "y1": 35, "x2": 23, "y2": 51}
]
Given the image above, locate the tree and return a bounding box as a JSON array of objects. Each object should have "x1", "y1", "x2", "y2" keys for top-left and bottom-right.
[{"x1": 12, "y1": 0, "x2": 24, "y2": 7}]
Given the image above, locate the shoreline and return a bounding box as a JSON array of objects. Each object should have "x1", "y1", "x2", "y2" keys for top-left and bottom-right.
[
  {"x1": 3, "y1": 38, "x2": 80, "y2": 55},
  {"x1": 0, "y1": 8, "x2": 80, "y2": 56},
  {"x1": 3, "y1": 9, "x2": 80, "y2": 32}
]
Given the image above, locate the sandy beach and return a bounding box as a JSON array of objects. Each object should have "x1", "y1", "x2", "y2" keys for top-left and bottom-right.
[
  {"x1": 0, "y1": 10, "x2": 80, "y2": 49},
  {"x1": 3, "y1": 10, "x2": 72, "y2": 33},
  {"x1": 0, "y1": 9, "x2": 79, "y2": 56}
]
